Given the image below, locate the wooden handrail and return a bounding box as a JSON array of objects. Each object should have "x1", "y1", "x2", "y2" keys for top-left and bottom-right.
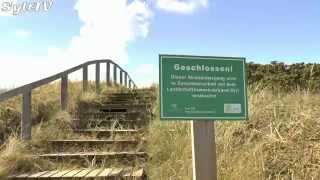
[{"x1": 0, "y1": 59, "x2": 137, "y2": 140}]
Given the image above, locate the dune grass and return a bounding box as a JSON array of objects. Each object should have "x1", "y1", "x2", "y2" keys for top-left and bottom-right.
[
  {"x1": 2, "y1": 82, "x2": 320, "y2": 179},
  {"x1": 147, "y1": 87, "x2": 320, "y2": 180}
]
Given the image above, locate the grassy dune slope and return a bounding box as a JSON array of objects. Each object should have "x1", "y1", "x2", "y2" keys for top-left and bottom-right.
[
  {"x1": 1, "y1": 83, "x2": 320, "y2": 179},
  {"x1": 147, "y1": 87, "x2": 320, "y2": 180}
]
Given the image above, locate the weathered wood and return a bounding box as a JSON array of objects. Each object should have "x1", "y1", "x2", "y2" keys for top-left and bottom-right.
[
  {"x1": 39, "y1": 170, "x2": 59, "y2": 177},
  {"x1": 61, "y1": 75, "x2": 68, "y2": 111},
  {"x1": 21, "y1": 90, "x2": 32, "y2": 140},
  {"x1": 113, "y1": 64, "x2": 117, "y2": 85},
  {"x1": 106, "y1": 62, "x2": 111, "y2": 84},
  {"x1": 62, "y1": 169, "x2": 83, "y2": 177},
  {"x1": 83, "y1": 65, "x2": 88, "y2": 91},
  {"x1": 96, "y1": 62, "x2": 100, "y2": 93},
  {"x1": 85, "y1": 169, "x2": 103, "y2": 177},
  {"x1": 120, "y1": 70, "x2": 123, "y2": 85},
  {"x1": 28, "y1": 171, "x2": 49, "y2": 177},
  {"x1": 129, "y1": 80, "x2": 132, "y2": 88},
  {"x1": 50, "y1": 170, "x2": 73, "y2": 178},
  {"x1": 38, "y1": 151, "x2": 147, "y2": 158},
  {"x1": 98, "y1": 168, "x2": 112, "y2": 177},
  {"x1": 73, "y1": 169, "x2": 92, "y2": 178},
  {"x1": 108, "y1": 168, "x2": 123, "y2": 177},
  {"x1": 191, "y1": 121, "x2": 217, "y2": 180},
  {"x1": 124, "y1": 72, "x2": 128, "y2": 88},
  {"x1": 0, "y1": 60, "x2": 136, "y2": 102}
]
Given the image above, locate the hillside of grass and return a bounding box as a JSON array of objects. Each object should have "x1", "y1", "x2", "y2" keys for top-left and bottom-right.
[
  {"x1": 1, "y1": 82, "x2": 320, "y2": 179},
  {"x1": 147, "y1": 86, "x2": 320, "y2": 180}
]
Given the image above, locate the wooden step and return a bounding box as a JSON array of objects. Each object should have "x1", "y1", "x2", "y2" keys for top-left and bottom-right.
[
  {"x1": 9, "y1": 167, "x2": 147, "y2": 179},
  {"x1": 73, "y1": 128, "x2": 143, "y2": 139},
  {"x1": 37, "y1": 151, "x2": 147, "y2": 158},
  {"x1": 48, "y1": 139, "x2": 145, "y2": 153},
  {"x1": 74, "y1": 129, "x2": 141, "y2": 133},
  {"x1": 48, "y1": 139, "x2": 140, "y2": 144},
  {"x1": 85, "y1": 119, "x2": 148, "y2": 129}
]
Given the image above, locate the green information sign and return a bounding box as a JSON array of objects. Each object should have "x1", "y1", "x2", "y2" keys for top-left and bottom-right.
[{"x1": 159, "y1": 54, "x2": 248, "y2": 120}]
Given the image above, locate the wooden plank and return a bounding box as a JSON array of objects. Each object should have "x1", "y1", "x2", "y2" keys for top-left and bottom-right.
[
  {"x1": 73, "y1": 169, "x2": 93, "y2": 177},
  {"x1": 39, "y1": 170, "x2": 60, "y2": 177},
  {"x1": 122, "y1": 167, "x2": 133, "y2": 177},
  {"x1": 13, "y1": 173, "x2": 30, "y2": 178},
  {"x1": 48, "y1": 139, "x2": 139, "y2": 143},
  {"x1": 98, "y1": 168, "x2": 112, "y2": 177},
  {"x1": 83, "y1": 65, "x2": 88, "y2": 91},
  {"x1": 106, "y1": 62, "x2": 111, "y2": 84},
  {"x1": 108, "y1": 168, "x2": 123, "y2": 177},
  {"x1": 113, "y1": 64, "x2": 117, "y2": 84},
  {"x1": 61, "y1": 75, "x2": 68, "y2": 111},
  {"x1": 62, "y1": 169, "x2": 84, "y2": 177},
  {"x1": 21, "y1": 90, "x2": 32, "y2": 140},
  {"x1": 28, "y1": 171, "x2": 49, "y2": 178},
  {"x1": 74, "y1": 129, "x2": 140, "y2": 133},
  {"x1": 132, "y1": 168, "x2": 145, "y2": 177},
  {"x1": 50, "y1": 169, "x2": 74, "y2": 178},
  {"x1": 191, "y1": 121, "x2": 217, "y2": 180},
  {"x1": 96, "y1": 62, "x2": 100, "y2": 93},
  {"x1": 120, "y1": 70, "x2": 123, "y2": 85},
  {"x1": 38, "y1": 151, "x2": 147, "y2": 157},
  {"x1": 0, "y1": 59, "x2": 132, "y2": 102},
  {"x1": 124, "y1": 72, "x2": 128, "y2": 88},
  {"x1": 85, "y1": 169, "x2": 103, "y2": 177}
]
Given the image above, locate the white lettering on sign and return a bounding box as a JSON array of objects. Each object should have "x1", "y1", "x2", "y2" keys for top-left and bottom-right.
[{"x1": 174, "y1": 64, "x2": 233, "y2": 73}]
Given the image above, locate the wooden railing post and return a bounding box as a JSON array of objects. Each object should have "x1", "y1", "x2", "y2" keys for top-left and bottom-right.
[
  {"x1": 120, "y1": 70, "x2": 123, "y2": 86},
  {"x1": 113, "y1": 64, "x2": 117, "y2": 85},
  {"x1": 61, "y1": 75, "x2": 68, "y2": 111},
  {"x1": 129, "y1": 80, "x2": 132, "y2": 89},
  {"x1": 83, "y1": 65, "x2": 88, "y2": 91},
  {"x1": 106, "y1": 62, "x2": 110, "y2": 85},
  {"x1": 96, "y1": 63, "x2": 100, "y2": 93},
  {"x1": 21, "y1": 90, "x2": 32, "y2": 140},
  {"x1": 124, "y1": 72, "x2": 128, "y2": 88}
]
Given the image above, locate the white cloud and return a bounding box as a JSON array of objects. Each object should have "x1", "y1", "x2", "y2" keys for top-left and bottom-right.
[
  {"x1": 156, "y1": 0, "x2": 208, "y2": 14},
  {"x1": 15, "y1": 29, "x2": 31, "y2": 38},
  {"x1": 0, "y1": 0, "x2": 152, "y2": 88},
  {"x1": 132, "y1": 63, "x2": 158, "y2": 87}
]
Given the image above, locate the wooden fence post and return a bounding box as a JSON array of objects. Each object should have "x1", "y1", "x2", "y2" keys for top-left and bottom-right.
[
  {"x1": 120, "y1": 70, "x2": 123, "y2": 86},
  {"x1": 83, "y1": 65, "x2": 88, "y2": 91},
  {"x1": 113, "y1": 65, "x2": 117, "y2": 85},
  {"x1": 96, "y1": 63, "x2": 100, "y2": 93},
  {"x1": 106, "y1": 62, "x2": 110, "y2": 85},
  {"x1": 21, "y1": 90, "x2": 32, "y2": 140},
  {"x1": 61, "y1": 75, "x2": 68, "y2": 111},
  {"x1": 124, "y1": 72, "x2": 128, "y2": 88},
  {"x1": 191, "y1": 121, "x2": 218, "y2": 180},
  {"x1": 129, "y1": 80, "x2": 132, "y2": 89}
]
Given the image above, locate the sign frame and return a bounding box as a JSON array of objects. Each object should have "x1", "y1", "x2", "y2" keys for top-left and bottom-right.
[{"x1": 159, "y1": 54, "x2": 248, "y2": 120}]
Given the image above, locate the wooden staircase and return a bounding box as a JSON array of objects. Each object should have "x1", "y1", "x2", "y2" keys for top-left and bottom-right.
[{"x1": 8, "y1": 88, "x2": 155, "y2": 179}]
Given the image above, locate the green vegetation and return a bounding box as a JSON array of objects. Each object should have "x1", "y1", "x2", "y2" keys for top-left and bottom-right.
[{"x1": 247, "y1": 62, "x2": 320, "y2": 92}]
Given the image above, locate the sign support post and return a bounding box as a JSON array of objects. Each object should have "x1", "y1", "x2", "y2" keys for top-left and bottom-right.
[
  {"x1": 159, "y1": 54, "x2": 248, "y2": 180},
  {"x1": 191, "y1": 121, "x2": 217, "y2": 180}
]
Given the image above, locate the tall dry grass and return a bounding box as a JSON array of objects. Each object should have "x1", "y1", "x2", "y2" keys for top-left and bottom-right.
[{"x1": 147, "y1": 87, "x2": 320, "y2": 180}]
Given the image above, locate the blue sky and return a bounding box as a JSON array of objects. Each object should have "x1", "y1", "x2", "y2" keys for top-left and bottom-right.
[{"x1": 0, "y1": 0, "x2": 319, "y2": 87}]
